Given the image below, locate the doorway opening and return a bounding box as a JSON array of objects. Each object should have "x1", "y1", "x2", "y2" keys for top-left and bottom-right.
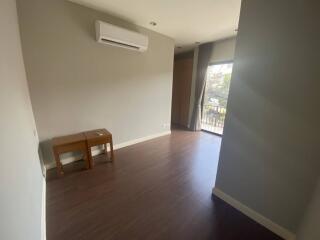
[{"x1": 201, "y1": 62, "x2": 233, "y2": 135}]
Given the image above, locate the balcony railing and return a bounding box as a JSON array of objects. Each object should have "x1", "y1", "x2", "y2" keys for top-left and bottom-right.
[{"x1": 201, "y1": 105, "x2": 227, "y2": 135}]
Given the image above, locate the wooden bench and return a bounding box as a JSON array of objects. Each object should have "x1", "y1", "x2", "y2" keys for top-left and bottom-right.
[
  {"x1": 84, "y1": 129, "x2": 114, "y2": 168},
  {"x1": 52, "y1": 129, "x2": 114, "y2": 176},
  {"x1": 52, "y1": 133, "x2": 90, "y2": 176}
]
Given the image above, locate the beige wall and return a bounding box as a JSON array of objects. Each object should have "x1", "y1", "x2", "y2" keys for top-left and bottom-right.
[
  {"x1": 216, "y1": 0, "x2": 319, "y2": 234},
  {"x1": 17, "y1": 0, "x2": 174, "y2": 166},
  {"x1": 297, "y1": 177, "x2": 320, "y2": 240},
  {"x1": 0, "y1": 0, "x2": 44, "y2": 239},
  {"x1": 210, "y1": 37, "x2": 236, "y2": 63}
]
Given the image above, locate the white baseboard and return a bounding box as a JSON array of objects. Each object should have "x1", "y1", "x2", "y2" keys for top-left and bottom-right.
[
  {"x1": 41, "y1": 179, "x2": 46, "y2": 240},
  {"x1": 212, "y1": 188, "x2": 296, "y2": 240},
  {"x1": 45, "y1": 130, "x2": 171, "y2": 170},
  {"x1": 114, "y1": 130, "x2": 171, "y2": 149}
]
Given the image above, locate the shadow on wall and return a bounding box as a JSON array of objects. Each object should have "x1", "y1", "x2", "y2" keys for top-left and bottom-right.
[
  {"x1": 37, "y1": 144, "x2": 46, "y2": 177},
  {"x1": 39, "y1": 140, "x2": 55, "y2": 168}
]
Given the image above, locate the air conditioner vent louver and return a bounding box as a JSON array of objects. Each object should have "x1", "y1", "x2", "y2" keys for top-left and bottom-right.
[
  {"x1": 100, "y1": 38, "x2": 140, "y2": 50},
  {"x1": 95, "y1": 20, "x2": 148, "y2": 52}
]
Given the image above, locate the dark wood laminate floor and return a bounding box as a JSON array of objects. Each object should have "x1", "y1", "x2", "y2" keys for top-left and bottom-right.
[{"x1": 46, "y1": 128, "x2": 283, "y2": 240}]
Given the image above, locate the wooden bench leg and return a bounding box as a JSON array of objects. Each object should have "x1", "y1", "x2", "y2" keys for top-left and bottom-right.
[
  {"x1": 86, "y1": 145, "x2": 93, "y2": 169},
  {"x1": 104, "y1": 143, "x2": 112, "y2": 162},
  {"x1": 103, "y1": 143, "x2": 107, "y2": 154},
  {"x1": 110, "y1": 136, "x2": 114, "y2": 161},
  {"x1": 54, "y1": 150, "x2": 64, "y2": 176}
]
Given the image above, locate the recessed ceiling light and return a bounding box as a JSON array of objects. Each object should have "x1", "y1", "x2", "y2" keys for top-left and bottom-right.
[{"x1": 150, "y1": 21, "x2": 157, "y2": 26}]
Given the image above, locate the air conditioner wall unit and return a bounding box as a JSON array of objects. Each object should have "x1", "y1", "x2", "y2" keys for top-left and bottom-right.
[{"x1": 95, "y1": 20, "x2": 149, "y2": 52}]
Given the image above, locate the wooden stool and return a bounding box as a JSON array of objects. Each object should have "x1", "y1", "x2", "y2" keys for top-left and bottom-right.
[
  {"x1": 52, "y1": 133, "x2": 90, "y2": 176},
  {"x1": 84, "y1": 129, "x2": 114, "y2": 167}
]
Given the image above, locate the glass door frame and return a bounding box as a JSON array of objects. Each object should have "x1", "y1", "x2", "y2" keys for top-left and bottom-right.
[{"x1": 201, "y1": 60, "x2": 234, "y2": 136}]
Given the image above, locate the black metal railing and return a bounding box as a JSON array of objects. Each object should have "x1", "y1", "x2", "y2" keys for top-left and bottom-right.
[{"x1": 201, "y1": 104, "x2": 227, "y2": 134}]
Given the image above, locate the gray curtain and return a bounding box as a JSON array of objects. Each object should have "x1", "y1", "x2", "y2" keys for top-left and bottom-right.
[{"x1": 189, "y1": 42, "x2": 214, "y2": 131}]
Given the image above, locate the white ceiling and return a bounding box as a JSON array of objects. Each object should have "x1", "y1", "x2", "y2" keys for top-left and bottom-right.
[{"x1": 70, "y1": 0, "x2": 241, "y2": 53}]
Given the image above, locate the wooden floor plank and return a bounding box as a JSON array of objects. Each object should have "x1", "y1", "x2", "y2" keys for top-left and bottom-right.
[{"x1": 46, "y1": 128, "x2": 283, "y2": 240}]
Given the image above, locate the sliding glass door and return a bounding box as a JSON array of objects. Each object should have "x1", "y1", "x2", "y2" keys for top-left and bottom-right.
[{"x1": 201, "y1": 62, "x2": 233, "y2": 135}]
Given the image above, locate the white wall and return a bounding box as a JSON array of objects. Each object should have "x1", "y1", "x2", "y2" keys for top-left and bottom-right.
[
  {"x1": 17, "y1": 0, "x2": 174, "y2": 167},
  {"x1": 215, "y1": 0, "x2": 319, "y2": 235},
  {"x1": 0, "y1": 1, "x2": 44, "y2": 239},
  {"x1": 210, "y1": 37, "x2": 236, "y2": 63},
  {"x1": 297, "y1": 177, "x2": 320, "y2": 240}
]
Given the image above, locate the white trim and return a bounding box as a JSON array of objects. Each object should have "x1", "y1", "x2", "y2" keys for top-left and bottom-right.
[
  {"x1": 212, "y1": 188, "x2": 296, "y2": 240},
  {"x1": 114, "y1": 130, "x2": 171, "y2": 149},
  {"x1": 41, "y1": 179, "x2": 46, "y2": 240},
  {"x1": 45, "y1": 131, "x2": 171, "y2": 169}
]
